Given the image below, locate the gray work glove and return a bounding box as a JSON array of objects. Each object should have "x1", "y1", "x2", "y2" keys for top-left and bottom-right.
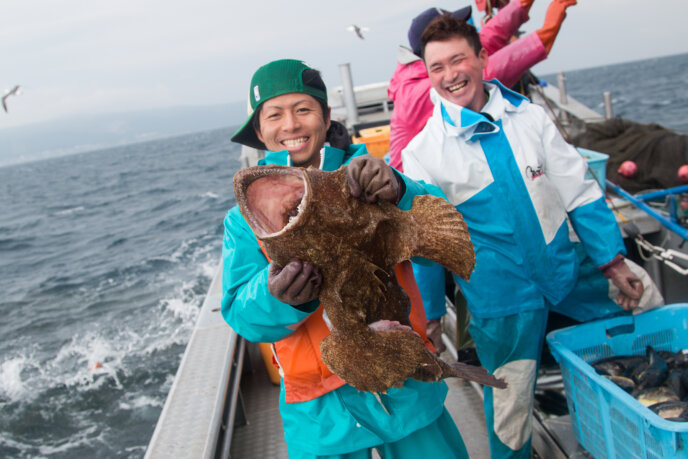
[{"x1": 602, "y1": 256, "x2": 644, "y2": 310}]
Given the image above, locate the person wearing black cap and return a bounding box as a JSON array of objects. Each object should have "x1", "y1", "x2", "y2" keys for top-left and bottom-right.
[
  {"x1": 401, "y1": 13, "x2": 655, "y2": 459},
  {"x1": 221, "y1": 59, "x2": 469, "y2": 458},
  {"x1": 388, "y1": 0, "x2": 578, "y2": 174}
]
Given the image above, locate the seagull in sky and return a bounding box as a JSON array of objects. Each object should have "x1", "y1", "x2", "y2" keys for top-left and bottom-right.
[
  {"x1": 346, "y1": 25, "x2": 369, "y2": 40},
  {"x1": 2, "y1": 85, "x2": 21, "y2": 113}
]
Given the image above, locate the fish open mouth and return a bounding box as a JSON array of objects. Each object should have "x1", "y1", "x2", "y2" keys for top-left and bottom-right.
[{"x1": 244, "y1": 169, "x2": 309, "y2": 238}]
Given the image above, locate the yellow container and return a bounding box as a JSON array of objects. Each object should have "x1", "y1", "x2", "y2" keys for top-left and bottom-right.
[
  {"x1": 352, "y1": 125, "x2": 391, "y2": 159},
  {"x1": 258, "y1": 342, "x2": 281, "y2": 386},
  {"x1": 358, "y1": 125, "x2": 390, "y2": 137}
]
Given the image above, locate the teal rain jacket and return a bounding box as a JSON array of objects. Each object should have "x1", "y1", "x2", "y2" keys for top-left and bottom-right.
[{"x1": 221, "y1": 144, "x2": 450, "y2": 455}]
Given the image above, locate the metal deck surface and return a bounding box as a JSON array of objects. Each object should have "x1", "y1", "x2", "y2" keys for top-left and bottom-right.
[
  {"x1": 230, "y1": 344, "x2": 288, "y2": 458},
  {"x1": 444, "y1": 378, "x2": 491, "y2": 458},
  {"x1": 230, "y1": 343, "x2": 491, "y2": 458}
]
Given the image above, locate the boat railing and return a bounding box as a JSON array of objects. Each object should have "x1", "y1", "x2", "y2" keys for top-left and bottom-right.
[{"x1": 145, "y1": 260, "x2": 246, "y2": 459}]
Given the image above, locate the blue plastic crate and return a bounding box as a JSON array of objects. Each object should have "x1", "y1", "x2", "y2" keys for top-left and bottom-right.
[
  {"x1": 578, "y1": 147, "x2": 608, "y2": 191},
  {"x1": 546, "y1": 303, "x2": 688, "y2": 458}
]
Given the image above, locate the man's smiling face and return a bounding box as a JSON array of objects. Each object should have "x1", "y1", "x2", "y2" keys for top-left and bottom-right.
[
  {"x1": 256, "y1": 93, "x2": 330, "y2": 169},
  {"x1": 424, "y1": 36, "x2": 488, "y2": 113}
]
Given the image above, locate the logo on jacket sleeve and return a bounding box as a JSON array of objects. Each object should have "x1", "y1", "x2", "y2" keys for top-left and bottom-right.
[{"x1": 525, "y1": 165, "x2": 544, "y2": 180}]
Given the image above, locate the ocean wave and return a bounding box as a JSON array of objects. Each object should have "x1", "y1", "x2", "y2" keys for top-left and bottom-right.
[
  {"x1": 0, "y1": 355, "x2": 39, "y2": 402},
  {"x1": 0, "y1": 237, "x2": 35, "y2": 251},
  {"x1": 0, "y1": 433, "x2": 32, "y2": 457},
  {"x1": 107, "y1": 237, "x2": 127, "y2": 248},
  {"x1": 37, "y1": 424, "x2": 102, "y2": 457},
  {"x1": 53, "y1": 332, "x2": 126, "y2": 391},
  {"x1": 1, "y1": 266, "x2": 209, "y2": 405},
  {"x1": 0, "y1": 128, "x2": 240, "y2": 456},
  {"x1": 118, "y1": 393, "x2": 163, "y2": 411},
  {"x1": 150, "y1": 198, "x2": 181, "y2": 213},
  {"x1": 53, "y1": 206, "x2": 85, "y2": 216}
]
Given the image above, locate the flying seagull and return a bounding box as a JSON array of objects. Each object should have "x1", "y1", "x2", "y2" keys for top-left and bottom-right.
[
  {"x1": 346, "y1": 25, "x2": 369, "y2": 40},
  {"x1": 2, "y1": 85, "x2": 21, "y2": 113}
]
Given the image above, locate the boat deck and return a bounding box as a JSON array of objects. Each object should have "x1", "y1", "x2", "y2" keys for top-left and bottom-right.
[
  {"x1": 231, "y1": 345, "x2": 287, "y2": 458},
  {"x1": 230, "y1": 343, "x2": 492, "y2": 458}
]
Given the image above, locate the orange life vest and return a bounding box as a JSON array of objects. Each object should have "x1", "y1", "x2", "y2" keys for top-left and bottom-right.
[{"x1": 258, "y1": 240, "x2": 436, "y2": 403}]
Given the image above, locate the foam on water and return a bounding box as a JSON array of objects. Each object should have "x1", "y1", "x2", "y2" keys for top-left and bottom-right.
[
  {"x1": 54, "y1": 331, "x2": 126, "y2": 390},
  {"x1": 118, "y1": 394, "x2": 164, "y2": 411},
  {"x1": 36, "y1": 424, "x2": 101, "y2": 456},
  {"x1": 54, "y1": 206, "x2": 85, "y2": 216},
  {"x1": 0, "y1": 355, "x2": 36, "y2": 402}
]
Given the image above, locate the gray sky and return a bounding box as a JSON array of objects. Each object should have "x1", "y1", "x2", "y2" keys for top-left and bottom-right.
[{"x1": 2, "y1": 0, "x2": 687, "y2": 128}]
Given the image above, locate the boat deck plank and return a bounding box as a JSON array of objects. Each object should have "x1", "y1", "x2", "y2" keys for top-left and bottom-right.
[
  {"x1": 231, "y1": 345, "x2": 288, "y2": 458},
  {"x1": 231, "y1": 344, "x2": 491, "y2": 458},
  {"x1": 444, "y1": 377, "x2": 491, "y2": 458}
]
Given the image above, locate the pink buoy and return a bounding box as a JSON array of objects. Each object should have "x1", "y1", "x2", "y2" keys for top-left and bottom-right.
[
  {"x1": 678, "y1": 164, "x2": 688, "y2": 183},
  {"x1": 617, "y1": 160, "x2": 638, "y2": 178}
]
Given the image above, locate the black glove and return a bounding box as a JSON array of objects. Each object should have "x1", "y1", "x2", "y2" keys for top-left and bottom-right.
[{"x1": 326, "y1": 121, "x2": 351, "y2": 151}]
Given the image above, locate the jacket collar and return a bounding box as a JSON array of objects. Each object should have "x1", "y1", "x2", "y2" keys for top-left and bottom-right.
[
  {"x1": 431, "y1": 80, "x2": 528, "y2": 142},
  {"x1": 260, "y1": 145, "x2": 347, "y2": 172},
  {"x1": 397, "y1": 45, "x2": 422, "y2": 65}
]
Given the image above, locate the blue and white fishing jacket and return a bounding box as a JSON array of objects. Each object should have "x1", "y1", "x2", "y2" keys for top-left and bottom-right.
[{"x1": 402, "y1": 81, "x2": 625, "y2": 319}]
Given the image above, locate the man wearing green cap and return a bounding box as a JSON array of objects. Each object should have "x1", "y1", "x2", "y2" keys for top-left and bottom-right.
[{"x1": 221, "y1": 59, "x2": 469, "y2": 458}]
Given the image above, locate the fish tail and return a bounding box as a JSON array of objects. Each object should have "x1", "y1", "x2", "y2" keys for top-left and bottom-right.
[
  {"x1": 408, "y1": 194, "x2": 475, "y2": 280},
  {"x1": 446, "y1": 361, "x2": 508, "y2": 389}
]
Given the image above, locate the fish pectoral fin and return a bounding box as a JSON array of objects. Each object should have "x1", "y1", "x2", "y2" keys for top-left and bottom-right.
[{"x1": 407, "y1": 195, "x2": 475, "y2": 280}]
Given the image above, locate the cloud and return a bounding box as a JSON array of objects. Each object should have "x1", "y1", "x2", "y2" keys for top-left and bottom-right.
[{"x1": 1, "y1": 0, "x2": 687, "y2": 129}]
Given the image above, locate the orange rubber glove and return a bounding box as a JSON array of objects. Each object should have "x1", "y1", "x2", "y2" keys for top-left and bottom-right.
[{"x1": 536, "y1": 0, "x2": 577, "y2": 54}]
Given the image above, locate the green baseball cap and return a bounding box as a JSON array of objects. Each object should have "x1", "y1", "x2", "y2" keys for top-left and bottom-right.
[{"x1": 231, "y1": 59, "x2": 328, "y2": 150}]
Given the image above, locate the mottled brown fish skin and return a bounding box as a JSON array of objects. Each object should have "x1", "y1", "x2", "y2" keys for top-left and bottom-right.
[{"x1": 233, "y1": 164, "x2": 506, "y2": 392}]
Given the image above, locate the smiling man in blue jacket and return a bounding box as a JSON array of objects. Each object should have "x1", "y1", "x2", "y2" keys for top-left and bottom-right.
[
  {"x1": 221, "y1": 58, "x2": 468, "y2": 459},
  {"x1": 402, "y1": 14, "x2": 651, "y2": 459}
]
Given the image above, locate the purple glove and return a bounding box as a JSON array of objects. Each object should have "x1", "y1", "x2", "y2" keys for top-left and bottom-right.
[
  {"x1": 601, "y1": 255, "x2": 644, "y2": 310},
  {"x1": 346, "y1": 155, "x2": 404, "y2": 204},
  {"x1": 268, "y1": 260, "x2": 322, "y2": 306}
]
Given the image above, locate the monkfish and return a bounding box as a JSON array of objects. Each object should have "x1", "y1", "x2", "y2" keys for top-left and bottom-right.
[{"x1": 233, "y1": 164, "x2": 507, "y2": 392}]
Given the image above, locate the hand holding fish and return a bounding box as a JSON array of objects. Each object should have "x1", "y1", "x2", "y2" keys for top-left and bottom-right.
[
  {"x1": 268, "y1": 260, "x2": 323, "y2": 306},
  {"x1": 346, "y1": 155, "x2": 403, "y2": 204},
  {"x1": 603, "y1": 258, "x2": 644, "y2": 310}
]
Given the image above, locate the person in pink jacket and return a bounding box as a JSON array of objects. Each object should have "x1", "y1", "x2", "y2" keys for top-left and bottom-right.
[{"x1": 388, "y1": 0, "x2": 576, "y2": 172}]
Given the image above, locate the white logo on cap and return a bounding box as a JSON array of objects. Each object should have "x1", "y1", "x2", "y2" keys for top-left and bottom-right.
[{"x1": 253, "y1": 85, "x2": 260, "y2": 102}]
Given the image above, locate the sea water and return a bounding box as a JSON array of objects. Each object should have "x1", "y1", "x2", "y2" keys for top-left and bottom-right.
[
  {"x1": 541, "y1": 52, "x2": 688, "y2": 133},
  {"x1": 0, "y1": 53, "x2": 686, "y2": 457},
  {"x1": 0, "y1": 129, "x2": 239, "y2": 457}
]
